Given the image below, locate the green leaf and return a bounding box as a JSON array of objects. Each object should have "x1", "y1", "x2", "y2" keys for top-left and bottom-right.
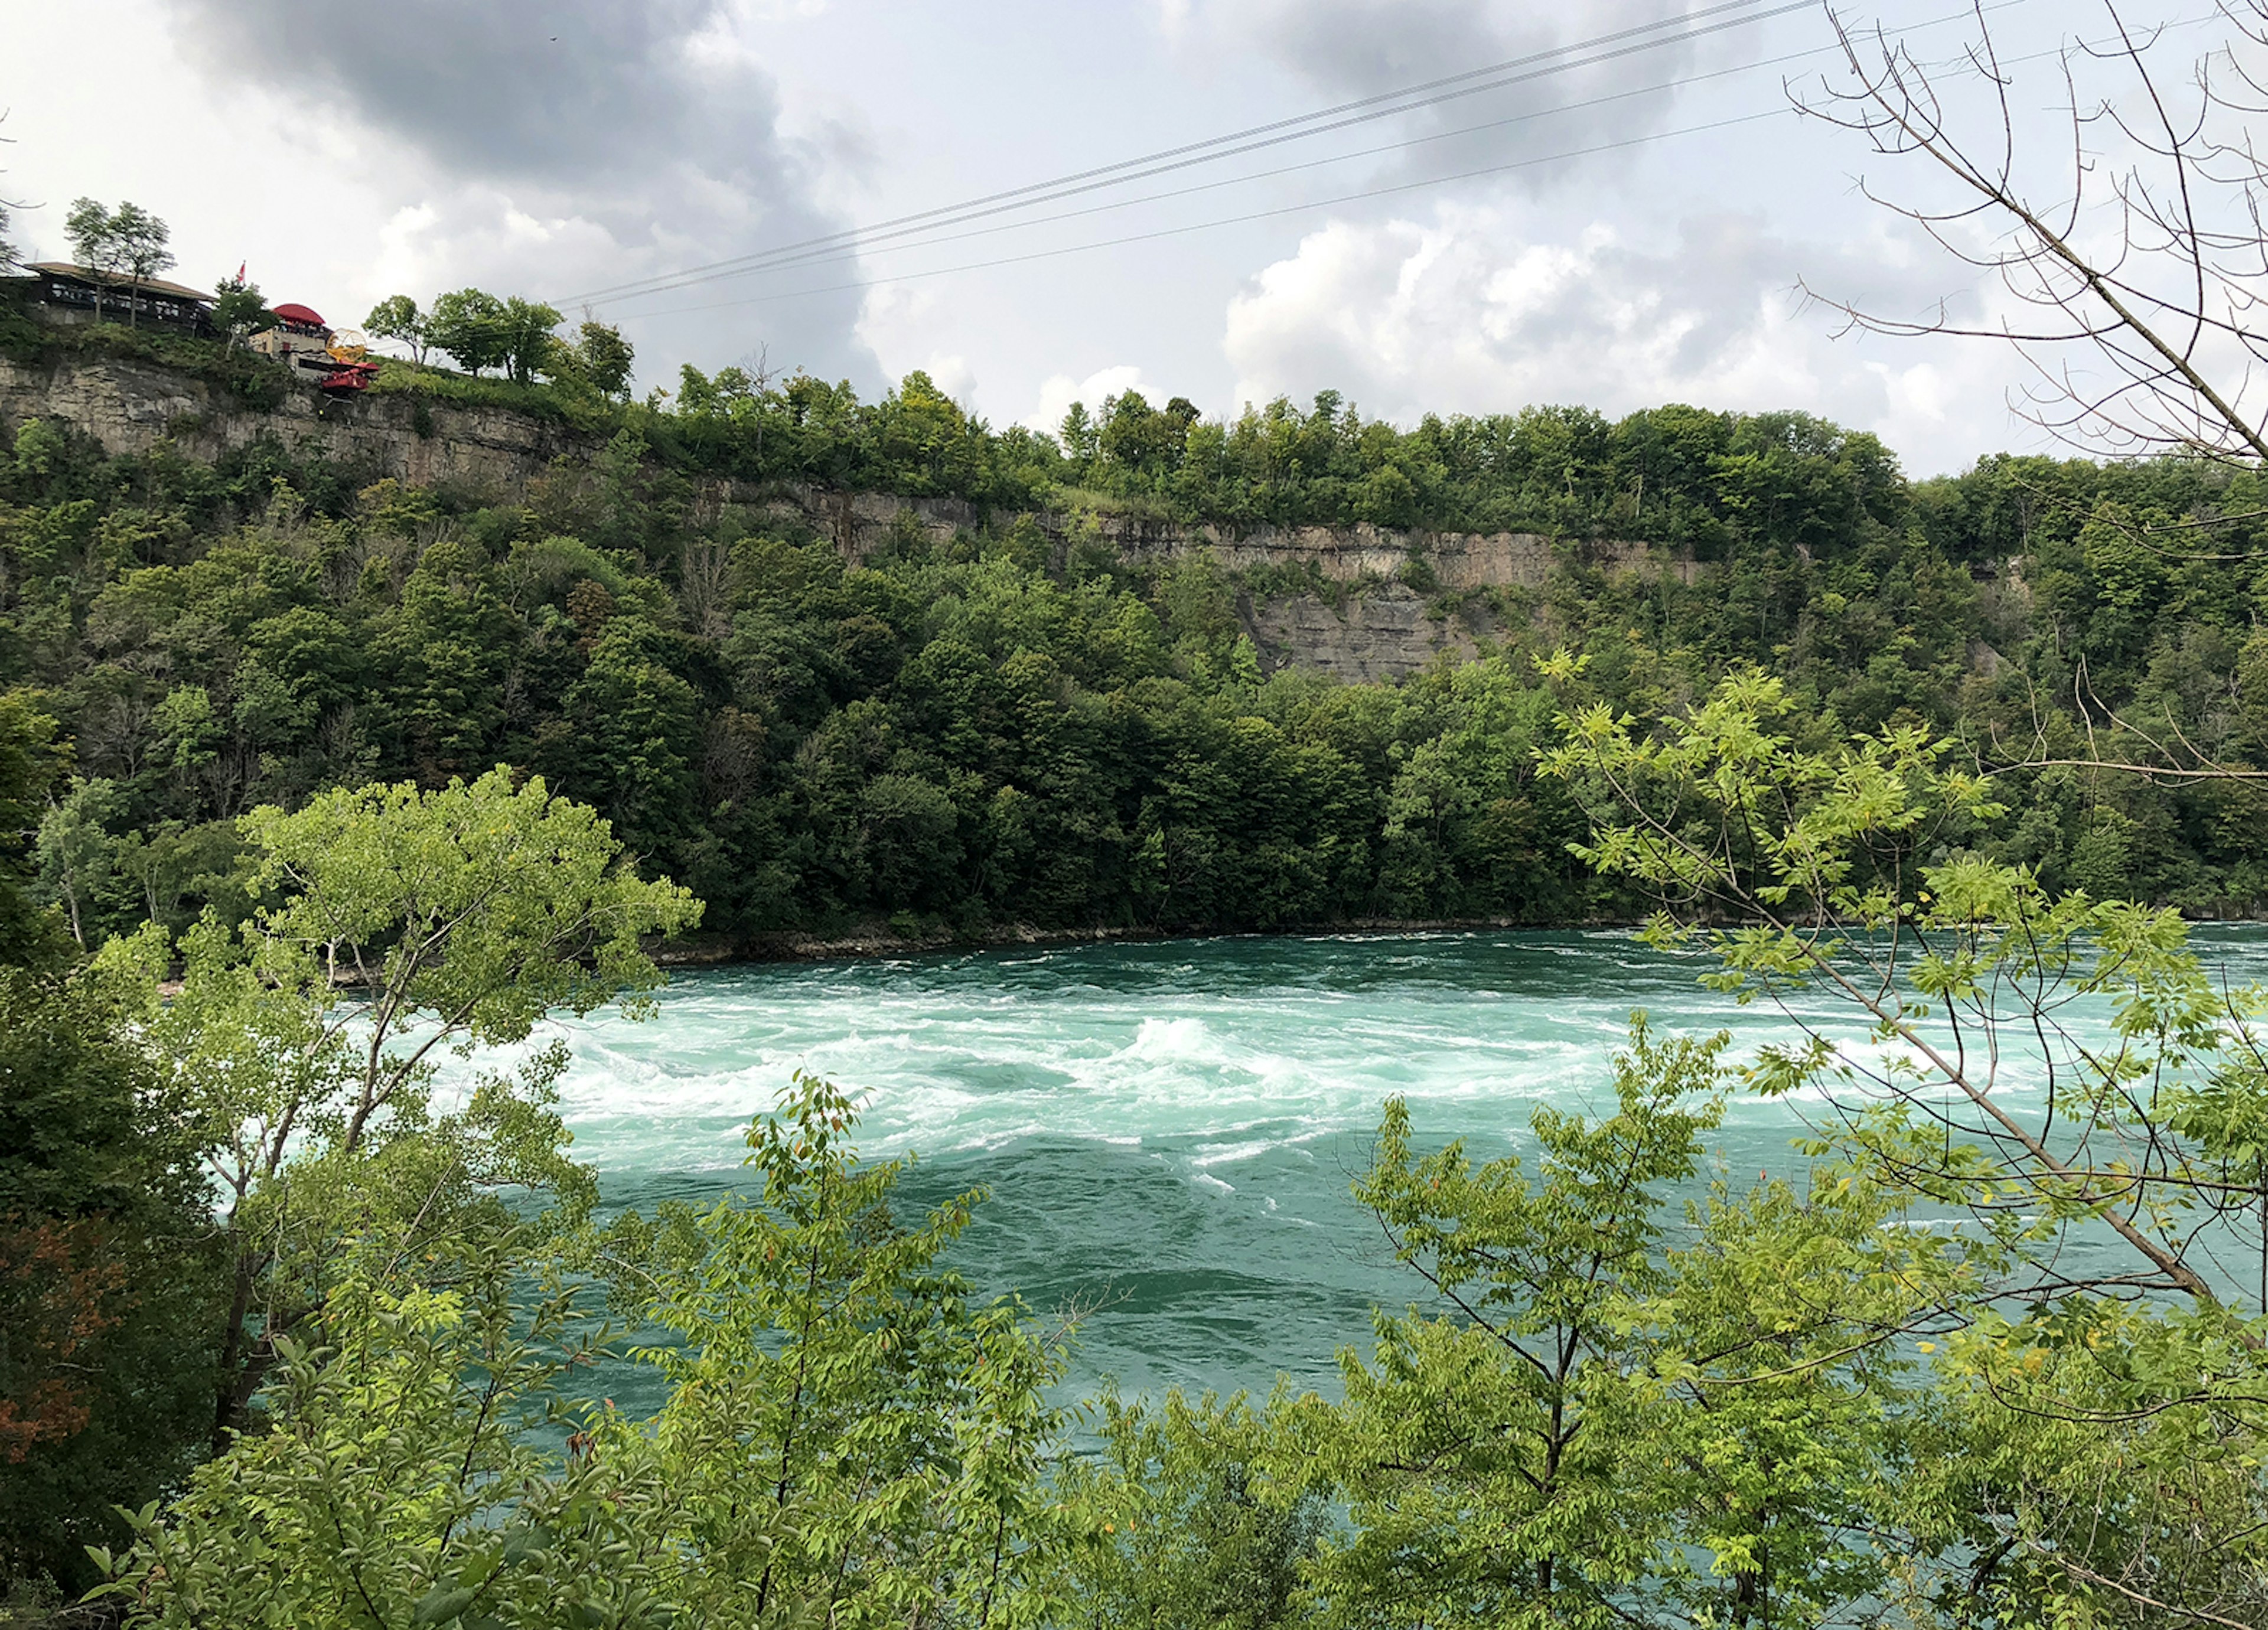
[{"x1": 414, "y1": 1585, "x2": 477, "y2": 1624}]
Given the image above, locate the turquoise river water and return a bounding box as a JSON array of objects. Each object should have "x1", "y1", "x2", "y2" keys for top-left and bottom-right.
[{"x1": 473, "y1": 927, "x2": 2268, "y2": 1407}]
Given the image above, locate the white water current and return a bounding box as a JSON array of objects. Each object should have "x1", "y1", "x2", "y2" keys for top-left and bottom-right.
[{"x1": 462, "y1": 928, "x2": 2268, "y2": 1401}]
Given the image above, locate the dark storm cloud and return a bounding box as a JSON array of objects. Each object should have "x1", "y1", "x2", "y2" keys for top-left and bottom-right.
[
  {"x1": 1244, "y1": 0, "x2": 1534, "y2": 93},
  {"x1": 1179, "y1": 0, "x2": 1759, "y2": 186},
  {"x1": 165, "y1": 0, "x2": 774, "y2": 185},
  {"x1": 160, "y1": 0, "x2": 882, "y2": 386}
]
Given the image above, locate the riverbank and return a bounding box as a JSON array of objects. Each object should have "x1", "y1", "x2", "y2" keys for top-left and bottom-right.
[
  {"x1": 651, "y1": 901, "x2": 2268, "y2": 968},
  {"x1": 652, "y1": 914, "x2": 1595, "y2": 966}
]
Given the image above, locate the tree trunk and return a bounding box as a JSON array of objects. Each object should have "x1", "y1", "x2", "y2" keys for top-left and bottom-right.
[{"x1": 211, "y1": 1248, "x2": 255, "y2": 1452}]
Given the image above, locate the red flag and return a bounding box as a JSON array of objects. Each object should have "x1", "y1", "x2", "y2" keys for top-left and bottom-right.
[{"x1": 235, "y1": 261, "x2": 246, "y2": 282}]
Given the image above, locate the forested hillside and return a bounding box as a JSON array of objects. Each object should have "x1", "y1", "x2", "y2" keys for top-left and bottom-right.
[
  {"x1": 11, "y1": 340, "x2": 2268, "y2": 1630},
  {"x1": 7, "y1": 321, "x2": 2268, "y2": 948}
]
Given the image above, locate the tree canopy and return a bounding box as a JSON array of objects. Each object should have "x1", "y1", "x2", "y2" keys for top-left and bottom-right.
[{"x1": 60, "y1": 200, "x2": 174, "y2": 325}]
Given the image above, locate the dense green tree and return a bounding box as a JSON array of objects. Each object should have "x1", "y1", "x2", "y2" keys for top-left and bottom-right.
[
  {"x1": 106, "y1": 204, "x2": 174, "y2": 325},
  {"x1": 61, "y1": 200, "x2": 171, "y2": 327},
  {"x1": 1048, "y1": 1390, "x2": 1323, "y2": 1630},
  {"x1": 1053, "y1": 1022, "x2": 1966, "y2": 1629},
  {"x1": 208, "y1": 275, "x2": 273, "y2": 349},
  {"x1": 551, "y1": 617, "x2": 700, "y2": 856},
  {"x1": 17, "y1": 320, "x2": 2268, "y2": 935},
  {"x1": 1541, "y1": 667, "x2": 2268, "y2": 1622},
  {"x1": 363, "y1": 292, "x2": 430, "y2": 366},
  {"x1": 0, "y1": 695, "x2": 221, "y2": 1605},
  {"x1": 549, "y1": 318, "x2": 634, "y2": 399},
  {"x1": 0, "y1": 692, "x2": 67, "y2": 968},
  {"x1": 110, "y1": 765, "x2": 699, "y2": 1446},
  {"x1": 34, "y1": 775, "x2": 116, "y2": 946},
  {"x1": 101, "y1": 1078, "x2": 1077, "y2": 1629},
  {"x1": 426, "y1": 288, "x2": 509, "y2": 377},
  {"x1": 496, "y1": 296, "x2": 563, "y2": 387},
  {"x1": 0, "y1": 960, "x2": 223, "y2": 1600},
  {"x1": 61, "y1": 199, "x2": 127, "y2": 321},
  {"x1": 1292, "y1": 1024, "x2": 1723, "y2": 1628},
  {"x1": 90, "y1": 1253, "x2": 667, "y2": 1630}
]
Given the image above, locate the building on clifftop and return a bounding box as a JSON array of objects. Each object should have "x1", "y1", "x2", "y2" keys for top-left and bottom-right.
[
  {"x1": 17, "y1": 262, "x2": 214, "y2": 332},
  {"x1": 247, "y1": 301, "x2": 333, "y2": 373},
  {"x1": 246, "y1": 302, "x2": 379, "y2": 392}
]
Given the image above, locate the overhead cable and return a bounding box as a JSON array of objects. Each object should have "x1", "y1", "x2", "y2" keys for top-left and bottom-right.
[
  {"x1": 605, "y1": 31, "x2": 1856, "y2": 299},
  {"x1": 550, "y1": 0, "x2": 1808, "y2": 307},
  {"x1": 602, "y1": 0, "x2": 2096, "y2": 323},
  {"x1": 428, "y1": 0, "x2": 2090, "y2": 345},
  {"x1": 612, "y1": 107, "x2": 1794, "y2": 324}
]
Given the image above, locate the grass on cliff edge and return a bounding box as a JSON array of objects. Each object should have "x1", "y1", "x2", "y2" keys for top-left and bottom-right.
[{"x1": 365, "y1": 358, "x2": 631, "y2": 437}]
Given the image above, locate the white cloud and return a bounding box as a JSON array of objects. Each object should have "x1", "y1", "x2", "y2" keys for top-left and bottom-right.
[
  {"x1": 921, "y1": 354, "x2": 979, "y2": 402},
  {"x1": 1024, "y1": 366, "x2": 1156, "y2": 436},
  {"x1": 856, "y1": 285, "x2": 980, "y2": 402},
  {"x1": 1221, "y1": 201, "x2": 2029, "y2": 474}
]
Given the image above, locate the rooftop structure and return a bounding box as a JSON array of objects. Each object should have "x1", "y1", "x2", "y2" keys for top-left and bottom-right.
[
  {"x1": 246, "y1": 302, "x2": 377, "y2": 392},
  {"x1": 9, "y1": 260, "x2": 376, "y2": 390},
  {"x1": 18, "y1": 262, "x2": 214, "y2": 332}
]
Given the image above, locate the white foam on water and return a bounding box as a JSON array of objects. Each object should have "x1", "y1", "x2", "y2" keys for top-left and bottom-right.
[
  {"x1": 415, "y1": 932, "x2": 2268, "y2": 1193},
  {"x1": 1192, "y1": 1138, "x2": 1282, "y2": 1168},
  {"x1": 1123, "y1": 1016, "x2": 1221, "y2": 1062}
]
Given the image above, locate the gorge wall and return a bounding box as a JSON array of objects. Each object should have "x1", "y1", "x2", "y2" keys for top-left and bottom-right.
[{"x1": 0, "y1": 350, "x2": 1703, "y2": 681}]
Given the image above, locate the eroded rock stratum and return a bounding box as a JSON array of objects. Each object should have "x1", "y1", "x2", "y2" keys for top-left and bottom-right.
[{"x1": 0, "y1": 351, "x2": 1700, "y2": 679}]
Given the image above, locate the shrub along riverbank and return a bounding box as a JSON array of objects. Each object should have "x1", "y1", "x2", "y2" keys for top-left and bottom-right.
[{"x1": 5, "y1": 687, "x2": 2266, "y2": 1627}]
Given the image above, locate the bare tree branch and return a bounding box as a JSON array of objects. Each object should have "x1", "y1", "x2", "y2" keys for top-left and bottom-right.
[{"x1": 1795, "y1": 2, "x2": 2268, "y2": 463}]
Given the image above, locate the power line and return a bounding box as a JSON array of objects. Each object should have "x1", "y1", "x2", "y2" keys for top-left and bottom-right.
[
  {"x1": 601, "y1": 28, "x2": 1859, "y2": 304},
  {"x1": 611, "y1": 107, "x2": 1795, "y2": 326},
  {"x1": 551, "y1": 0, "x2": 1808, "y2": 307},
  {"x1": 415, "y1": 0, "x2": 2089, "y2": 349},
  {"x1": 601, "y1": 0, "x2": 2073, "y2": 325},
  {"x1": 357, "y1": 0, "x2": 2238, "y2": 410},
  {"x1": 590, "y1": 0, "x2": 1817, "y2": 308},
  {"x1": 572, "y1": 0, "x2": 2062, "y2": 313},
  {"x1": 335, "y1": 6, "x2": 2192, "y2": 388}
]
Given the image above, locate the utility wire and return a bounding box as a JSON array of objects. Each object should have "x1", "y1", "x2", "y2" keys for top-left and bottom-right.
[
  {"x1": 613, "y1": 107, "x2": 1794, "y2": 325},
  {"x1": 550, "y1": 0, "x2": 1808, "y2": 307},
  {"x1": 588, "y1": 0, "x2": 1816, "y2": 307},
  {"x1": 597, "y1": 19, "x2": 1905, "y2": 302},
  {"x1": 424, "y1": 0, "x2": 2095, "y2": 350},
  {"x1": 601, "y1": 0, "x2": 2087, "y2": 324},
  {"x1": 572, "y1": 0, "x2": 2064, "y2": 312}
]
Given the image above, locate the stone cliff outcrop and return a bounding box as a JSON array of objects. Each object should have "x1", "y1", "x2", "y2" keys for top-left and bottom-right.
[
  {"x1": 0, "y1": 349, "x2": 1702, "y2": 680},
  {"x1": 0, "y1": 350, "x2": 598, "y2": 492}
]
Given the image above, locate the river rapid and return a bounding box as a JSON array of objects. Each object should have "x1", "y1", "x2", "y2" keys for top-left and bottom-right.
[{"x1": 487, "y1": 927, "x2": 2268, "y2": 1407}]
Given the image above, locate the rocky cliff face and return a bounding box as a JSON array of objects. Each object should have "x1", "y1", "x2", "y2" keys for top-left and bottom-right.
[
  {"x1": 735, "y1": 492, "x2": 1697, "y2": 681},
  {"x1": 1, "y1": 350, "x2": 1699, "y2": 679},
  {"x1": 0, "y1": 351, "x2": 600, "y2": 491},
  {"x1": 745, "y1": 485, "x2": 1699, "y2": 592}
]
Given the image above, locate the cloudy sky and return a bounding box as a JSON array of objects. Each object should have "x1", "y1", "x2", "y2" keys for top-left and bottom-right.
[{"x1": 0, "y1": 0, "x2": 2217, "y2": 475}]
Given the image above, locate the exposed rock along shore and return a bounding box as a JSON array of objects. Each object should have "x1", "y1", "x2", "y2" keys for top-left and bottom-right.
[
  {"x1": 0, "y1": 350, "x2": 1706, "y2": 680},
  {"x1": 662, "y1": 915, "x2": 1621, "y2": 966}
]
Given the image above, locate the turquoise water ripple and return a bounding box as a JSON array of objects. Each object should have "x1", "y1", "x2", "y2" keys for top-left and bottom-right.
[{"x1": 449, "y1": 928, "x2": 2268, "y2": 1403}]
